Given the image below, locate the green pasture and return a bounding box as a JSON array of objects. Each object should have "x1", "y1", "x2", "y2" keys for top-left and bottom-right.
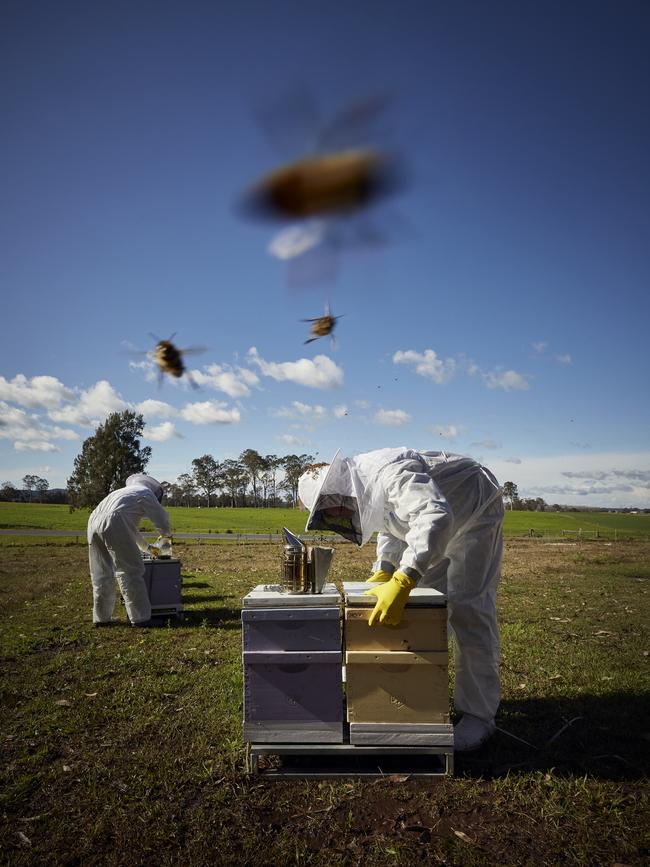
[
  {"x1": 1, "y1": 539, "x2": 649, "y2": 865},
  {"x1": 1, "y1": 502, "x2": 649, "y2": 539}
]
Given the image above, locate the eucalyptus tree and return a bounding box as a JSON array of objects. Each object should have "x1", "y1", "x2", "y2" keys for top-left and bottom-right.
[
  {"x1": 220, "y1": 459, "x2": 249, "y2": 507},
  {"x1": 67, "y1": 411, "x2": 151, "y2": 510},
  {"x1": 501, "y1": 481, "x2": 519, "y2": 511},
  {"x1": 191, "y1": 455, "x2": 222, "y2": 507},
  {"x1": 176, "y1": 473, "x2": 198, "y2": 507},
  {"x1": 281, "y1": 453, "x2": 315, "y2": 507},
  {"x1": 239, "y1": 449, "x2": 268, "y2": 507}
]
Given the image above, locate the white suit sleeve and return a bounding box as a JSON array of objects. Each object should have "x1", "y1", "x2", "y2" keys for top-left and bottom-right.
[
  {"x1": 373, "y1": 531, "x2": 407, "y2": 573},
  {"x1": 140, "y1": 492, "x2": 171, "y2": 536},
  {"x1": 379, "y1": 459, "x2": 454, "y2": 578}
]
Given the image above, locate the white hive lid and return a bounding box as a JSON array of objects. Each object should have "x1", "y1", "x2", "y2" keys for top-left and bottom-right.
[
  {"x1": 242, "y1": 583, "x2": 341, "y2": 608},
  {"x1": 343, "y1": 581, "x2": 446, "y2": 606}
]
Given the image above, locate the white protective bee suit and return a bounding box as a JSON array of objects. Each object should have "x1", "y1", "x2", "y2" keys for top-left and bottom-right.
[
  {"x1": 298, "y1": 448, "x2": 504, "y2": 727},
  {"x1": 87, "y1": 474, "x2": 171, "y2": 625}
]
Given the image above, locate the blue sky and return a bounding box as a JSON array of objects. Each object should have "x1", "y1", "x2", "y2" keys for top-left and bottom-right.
[{"x1": 1, "y1": 0, "x2": 649, "y2": 507}]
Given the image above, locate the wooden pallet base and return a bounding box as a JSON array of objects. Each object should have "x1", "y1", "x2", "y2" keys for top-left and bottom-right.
[{"x1": 246, "y1": 742, "x2": 453, "y2": 778}]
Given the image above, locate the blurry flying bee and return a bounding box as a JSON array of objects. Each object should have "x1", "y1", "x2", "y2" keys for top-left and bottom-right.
[
  {"x1": 302, "y1": 303, "x2": 343, "y2": 345},
  {"x1": 239, "y1": 90, "x2": 406, "y2": 284},
  {"x1": 146, "y1": 333, "x2": 206, "y2": 388},
  {"x1": 244, "y1": 148, "x2": 398, "y2": 222}
]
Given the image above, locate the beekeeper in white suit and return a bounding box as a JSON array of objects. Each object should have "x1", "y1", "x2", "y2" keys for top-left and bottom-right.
[
  {"x1": 87, "y1": 474, "x2": 171, "y2": 628},
  {"x1": 298, "y1": 448, "x2": 504, "y2": 752}
]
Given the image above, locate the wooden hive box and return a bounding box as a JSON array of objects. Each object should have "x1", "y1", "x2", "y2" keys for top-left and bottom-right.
[
  {"x1": 242, "y1": 585, "x2": 343, "y2": 743},
  {"x1": 345, "y1": 607, "x2": 447, "y2": 652},
  {"x1": 345, "y1": 650, "x2": 450, "y2": 725},
  {"x1": 343, "y1": 581, "x2": 451, "y2": 744}
]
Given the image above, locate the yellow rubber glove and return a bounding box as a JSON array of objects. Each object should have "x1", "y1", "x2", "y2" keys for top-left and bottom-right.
[
  {"x1": 147, "y1": 544, "x2": 160, "y2": 559},
  {"x1": 364, "y1": 571, "x2": 417, "y2": 626},
  {"x1": 366, "y1": 569, "x2": 393, "y2": 583}
]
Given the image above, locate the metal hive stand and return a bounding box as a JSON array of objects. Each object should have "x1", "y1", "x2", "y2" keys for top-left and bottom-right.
[{"x1": 246, "y1": 741, "x2": 453, "y2": 778}]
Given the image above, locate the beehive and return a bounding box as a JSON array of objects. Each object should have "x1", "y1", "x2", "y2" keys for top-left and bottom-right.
[
  {"x1": 343, "y1": 581, "x2": 451, "y2": 745},
  {"x1": 242, "y1": 584, "x2": 343, "y2": 743},
  {"x1": 143, "y1": 559, "x2": 183, "y2": 614}
]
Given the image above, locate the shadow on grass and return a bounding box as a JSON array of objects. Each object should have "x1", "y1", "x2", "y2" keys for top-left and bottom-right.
[
  {"x1": 181, "y1": 580, "x2": 211, "y2": 589},
  {"x1": 457, "y1": 691, "x2": 650, "y2": 780},
  {"x1": 181, "y1": 594, "x2": 234, "y2": 604},
  {"x1": 176, "y1": 606, "x2": 242, "y2": 629}
]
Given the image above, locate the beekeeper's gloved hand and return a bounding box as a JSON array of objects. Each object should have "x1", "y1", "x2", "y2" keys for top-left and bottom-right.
[
  {"x1": 147, "y1": 544, "x2": 160, "y2": 559},
  {"x1": 366, "y1": 568, "x2": 394, "y2": 584},
  {"x1": 364, "y1": 571, "x2": 417, "y2": 626}
]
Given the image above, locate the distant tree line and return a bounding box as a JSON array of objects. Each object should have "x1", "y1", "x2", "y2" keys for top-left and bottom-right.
[
  {"x1": 6, "y1": 414, "x2": 647, "y2": 513},
  {"x1": 500, "y1": 481, "x2": 649, "y2": 513},
  {"x1": 63, "y1": 410, "x2": 326, "y2": 510},
  {"x1": 0, "y1": 476, "x2": 68, "y2": 504},
  {"x1": 162, "y1": 450, "x2": 325, "y2": 509}
]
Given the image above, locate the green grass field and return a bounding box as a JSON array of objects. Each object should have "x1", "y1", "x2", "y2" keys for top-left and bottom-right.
[
  {"x1": 1, "y1": 502, "x2": 649, "y2": 539},
  {"x1": 1, "y1": 539, "x2": 649, "y2": 865}
]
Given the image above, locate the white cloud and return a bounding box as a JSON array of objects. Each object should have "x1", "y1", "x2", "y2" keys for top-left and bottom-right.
[
  {"x1": 355, "y1": 400, "x2": 371, "y2": 410},
  {"x1": 146, "y1": 422, "x2": 182, "y2": 442},
  {"x1": 277, "y1": 433, "x2": 303, "y2": 445},
  {"x1": 333, "y1": 405, "x2": 348, "y2": 418},
  {"x1": 179, "y1": 401, "x2": 241, "y2": 425},
  {"x1": 247, "y1": 347, "x2": 343, "y2": 390},
  {"x1": 14, "y1": 441, "x2": 60, "y2": 453},
  {"x1": 432, "y1": 424, "x2": 463, "y2": 440},
  {"x1": 48, "y1": 381, "x2": 127, "y2": 426},
  {"x1": 272, "y1": 401, "x2": 328, "y2": 420},
  {"x1": 0, "y1": 402, "x2": 78, "y2": 452},
  {"x1": 483, "y1": 369, "x2": 530, "y2": 391},
  {"x1": 555, "y1": 353, "x2": 572, "y2": 365},
  {"x1": 488, "y1": 452, "x2": 650, "y2": 507},
  {"x1": 562, "y1": 468, "x2": 650, "y2": 486},
  {"x1": 392, "y1": 349, "x2": 456, "y2": 384},
  {"x1": 470, "y1": 439, "x2": 502, "y2": 450},
  {"x1": 503, "y1": 457, "x2": 522, "y2": 464},
  {"x1": 136, "y1": 399, "x2": 178, "y2": 419},
  {"x1": 535, "y1": 483, "x2": 635, "y2": 496},
  {"x1": 374, "y1": 408, "x2": 411, "y2": 427},
  {"x1": 0, "y1": 374, "x2": 74, "y2": 409},
  {"x1": 531, "y1": 341, "x2": 548, "y2": 354},
  {"x1": 129, "y1": 359, "x2": 158, "y2": 383},
  {"x1": 49, "y1": 426, "x2": 79, "y2": 441},
  {"x1": 189, "y1": 363, "x2": 260, "y2": 397}
]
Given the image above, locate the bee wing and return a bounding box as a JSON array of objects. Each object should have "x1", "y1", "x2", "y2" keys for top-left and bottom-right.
[
  {"x1": 178, "y1": 346, "x2": 208, "y2": 357},
  {"x1": 303, "y1": 336, "x2": 319, "y2": 344},
  {"x1": 315, "y1": 92, "x2": 393, "y2": 152},
  {"x1": 185, "y1": 371, "x2": 200, "y2": 390},
  {"x1": 253, "y1": 85, "x2": 321, "y2": 158}
]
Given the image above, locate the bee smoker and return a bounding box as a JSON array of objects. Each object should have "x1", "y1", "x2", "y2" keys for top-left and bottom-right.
[
  {"x1": 280, "y1": 527, "x2": 334, "y2": 594},
  {"x1": 281, "y1": 542, "x2": 307, "y2": 593}
]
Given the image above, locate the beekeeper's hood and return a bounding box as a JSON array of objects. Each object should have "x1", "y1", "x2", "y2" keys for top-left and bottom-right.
[
  {"x1": 126, "y1": 474, "x2": 164, "y2": 502},
  {"x1": 298, "y1": 447, "x2": 412, "y2": 546}
]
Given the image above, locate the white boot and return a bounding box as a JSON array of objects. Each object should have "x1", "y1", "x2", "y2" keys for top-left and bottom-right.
[{"x1": 454, "y1": 714, "x2": 495, "y2": 752}]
